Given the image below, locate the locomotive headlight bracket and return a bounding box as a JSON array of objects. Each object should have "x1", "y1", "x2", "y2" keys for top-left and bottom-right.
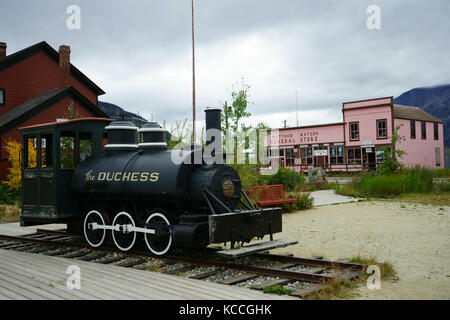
[{"x1": 88, "y1": 222, "x2": 156, "y2": 235}]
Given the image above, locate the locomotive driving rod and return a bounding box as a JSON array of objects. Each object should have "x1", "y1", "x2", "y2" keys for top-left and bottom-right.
[{"x1": 88, "y1": 223, "x2": 156, "y2": 235}]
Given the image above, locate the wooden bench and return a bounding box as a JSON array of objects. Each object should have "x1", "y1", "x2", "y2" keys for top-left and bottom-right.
[{"x1": 246, "y1": 184, "x2": 297, "y2": 208}]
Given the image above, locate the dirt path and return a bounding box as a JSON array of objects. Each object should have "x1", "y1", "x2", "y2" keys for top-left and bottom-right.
[{"x1": 271, "y1": 201, "x2": 450, "y2": 299}]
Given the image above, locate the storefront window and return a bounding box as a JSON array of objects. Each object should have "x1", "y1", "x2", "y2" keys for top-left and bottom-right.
[
  {"x1": 347, "y1": 148, "x2": 361, "y2": 164},
  {"x1": 300, "y1": 148, "x2": 307, "y2": 165},
  {"x1": 330, "y1": 145, "x2": 344, "y2": 164},
  {"x1": 300, "y1": 147, "x2": 313, "y2": 165},
  {"x1": 307, "y1": 147, "x2": 313, "y2": 165},
  {"x1": 285, "y1": 148, "x2": 295, "y2": 166}
]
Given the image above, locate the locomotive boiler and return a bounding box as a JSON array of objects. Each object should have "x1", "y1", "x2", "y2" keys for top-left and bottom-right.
[{"x1": 19, "y1": 109, "x2": 283, "y2": 255}]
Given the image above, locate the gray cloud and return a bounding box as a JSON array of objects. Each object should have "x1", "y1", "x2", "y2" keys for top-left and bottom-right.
[{"x1": 1, "y1": 0, "x2": 449, "y2": 129}]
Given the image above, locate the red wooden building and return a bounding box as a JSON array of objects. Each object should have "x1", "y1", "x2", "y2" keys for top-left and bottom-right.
[{"x1": 0, "y1": 41, "x2": 108, "y2": 180}]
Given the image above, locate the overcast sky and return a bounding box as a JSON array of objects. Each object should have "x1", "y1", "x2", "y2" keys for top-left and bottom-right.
[{"x1": 1, "y1": 0, "x2": 449, "y2": 131}]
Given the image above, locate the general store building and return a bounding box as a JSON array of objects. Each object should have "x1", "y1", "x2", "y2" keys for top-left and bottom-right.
[{"x1": 266, "y1": 97, "x2": 445, "y2": 172}]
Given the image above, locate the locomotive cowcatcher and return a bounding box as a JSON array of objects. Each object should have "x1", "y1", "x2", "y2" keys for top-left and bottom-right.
[{"x1": 19, "y1": 109, "x2": 284, "y2": 255}]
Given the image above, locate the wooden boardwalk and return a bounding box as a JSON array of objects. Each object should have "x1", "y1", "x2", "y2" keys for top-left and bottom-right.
[
  {"x1": 0, "y1": 249, "x2": 295, "y2": 300},
  {"x1": 0, "y1": 222, "x2": 66, "y2": 236}
]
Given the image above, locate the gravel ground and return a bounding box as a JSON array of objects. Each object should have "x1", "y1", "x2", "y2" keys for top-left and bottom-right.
[
  {"x1": 182, "y1": 266, "x2": 219, "y2": 277},
  {"x1": 270, "y1": 200, "x2": 450, "y2": 299}
]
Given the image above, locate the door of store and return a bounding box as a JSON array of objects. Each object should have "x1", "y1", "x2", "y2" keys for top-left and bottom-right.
[{"x1": 314, "y1": 146, "x2": 328, "y2": 169}]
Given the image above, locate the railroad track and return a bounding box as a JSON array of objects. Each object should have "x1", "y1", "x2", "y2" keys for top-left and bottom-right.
[{"x1": 0, "y1": 230, "x2": 363, "y2": 298}]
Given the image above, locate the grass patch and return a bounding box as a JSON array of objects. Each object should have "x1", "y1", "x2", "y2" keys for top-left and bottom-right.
[
  {"x1": 263, "y1": 284, "x2": 292, "y2": 295},
  {"x1": 336, "y1": 168, "x2": 449, "y2": 201},
  {"x1": 0, "y1": 204, "x2": 21, "y2": 223},
  {"x1": 307, "y1": 278, "x2": 358, "y2": 300},
  {"x1": 429, "y1": 169, "x2": 450, "y2": 177},
  {"x1": 307, "y1": 255, "x2": 397, "y2": 300},
  {"x1": 349, "y1": 255, "x2": 397, "y2": 281},
  {"x1": 146, "y1": 264, "x2": 162, "y2": 272},
  {"x1": 390, "y1": 192, "x2": 450, "y2": 206}
]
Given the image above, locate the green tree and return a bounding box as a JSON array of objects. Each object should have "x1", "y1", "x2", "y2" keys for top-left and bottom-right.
[
  {"x1": 229, "y1": 79, "x2": 251, "y2": 132},
  {"x1": 163, "y1": 118, "x2": 193, "y2": 150},
  {"x1": 60, "y1": 102, "x2": 92, "y2": 168},
  {"x1": 377, "y1": 124, "x2": 406, "y2": 174},
  {"x1": 220, "y1": 79, "x2": 253, "y2": 165}
]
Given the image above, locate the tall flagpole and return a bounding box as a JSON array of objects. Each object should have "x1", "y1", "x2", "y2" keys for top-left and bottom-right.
[
  {"x1": 296, "y1": 90, "x2": 299, "y2": 127},
  {"x1": 191, "y1": 0, "x2": 196, "y2": 143}
]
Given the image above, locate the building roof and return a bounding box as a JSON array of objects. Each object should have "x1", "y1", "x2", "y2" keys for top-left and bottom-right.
[
  {"x1": 0, "y1": 41, "x2": 105, "y2": 95},
  {"x1": 20, "y1": 117, "x2": 113, "y2": 131},
  {"x1": 0, "y1": 86, "x2": 109, "y2": 133},
  {"x1": 275, "y1": 122, "x2": 344, "y2": 131},
  {"x1": 393, "y1": 105, "x2": 443, "y2": 123}
]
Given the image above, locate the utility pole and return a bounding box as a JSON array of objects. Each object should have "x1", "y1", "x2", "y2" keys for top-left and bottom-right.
[
  {"x1": 191, "y1": 0, "x2": 196, "y2": 143},
  {"x1": 296, "y1": 90, "x2": 299, "y2": 127}
]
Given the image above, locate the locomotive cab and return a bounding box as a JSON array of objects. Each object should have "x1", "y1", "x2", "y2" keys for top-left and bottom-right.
[{"x1": 19, "y1": 117, "x2": 113, "y2": 226}]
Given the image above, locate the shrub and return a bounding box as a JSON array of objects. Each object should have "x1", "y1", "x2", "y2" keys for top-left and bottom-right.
[
  {"x1": 233, "y1": 164, "x2": 266, "y2": 189},
  {"x1": 429, "y1": 169, "x2": 450, "y2": 178},
  {"x1": 0, "y1": 182, "x2": 21, "y2": 205},
  {"x1": 4, "y1": 139, "x2": 25, "y2": 191},
  {"x1": 264, "y1": 166, "x2": 306, "y2": 191},
  {"x1": 234, "y1": 164, "x2": 307, "y2": 192},
  {"x1": 293, "y1": 192, "x2": 313, "y2": 210}
]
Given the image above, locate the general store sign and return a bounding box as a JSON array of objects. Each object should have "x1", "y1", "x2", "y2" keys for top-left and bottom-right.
[{"x1": 269, "y1": 131, "x2": 320, "y2": 145}]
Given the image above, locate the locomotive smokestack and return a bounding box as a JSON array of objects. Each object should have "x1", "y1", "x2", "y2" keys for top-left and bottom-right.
[{"x1": 204, "y1": 108, "x2": 223, "y2": 163}]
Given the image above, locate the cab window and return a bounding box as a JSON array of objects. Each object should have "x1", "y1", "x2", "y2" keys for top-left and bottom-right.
[
  {"x1": 79, "y1": 132, "x2": 93, "y2": 161},
  {"x1": 60, "y1": 132, "x2": 75, "y2": 169},
  {"x1": 40, "y1": 134, "x2": 53, "y2": 167},
  {"x1": 25, "y1": 136, "x2": 37, "y2": 168}
]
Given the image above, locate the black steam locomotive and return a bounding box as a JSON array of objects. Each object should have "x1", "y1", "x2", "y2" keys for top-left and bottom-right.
[{"x1": 19, "y1": 109, "x2": 282, "y2": 255}]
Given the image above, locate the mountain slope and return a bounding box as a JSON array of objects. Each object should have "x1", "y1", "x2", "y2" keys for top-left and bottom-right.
[
  {"x1": 394, "y1": 84, "x2": 450, "y2": 147},
  {"x1": 97, "y1": 101, "x2": 148, "y2": 127}
]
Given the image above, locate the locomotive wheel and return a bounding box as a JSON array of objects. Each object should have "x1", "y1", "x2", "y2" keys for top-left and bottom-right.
[
  {"x1": 144, "y1": 213, "x2": 172, "y2": 256},
  {"x1": 112, "y1": 211, "x2": 137, "y2": 251},
  {"x1": 83, "y1": 210, "x2": 107, "y2": 248}
]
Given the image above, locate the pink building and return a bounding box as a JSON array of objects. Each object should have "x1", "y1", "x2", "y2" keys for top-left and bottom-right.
[{"x1": 267, "y1": 97, "x2": 445, "y2": 172}]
